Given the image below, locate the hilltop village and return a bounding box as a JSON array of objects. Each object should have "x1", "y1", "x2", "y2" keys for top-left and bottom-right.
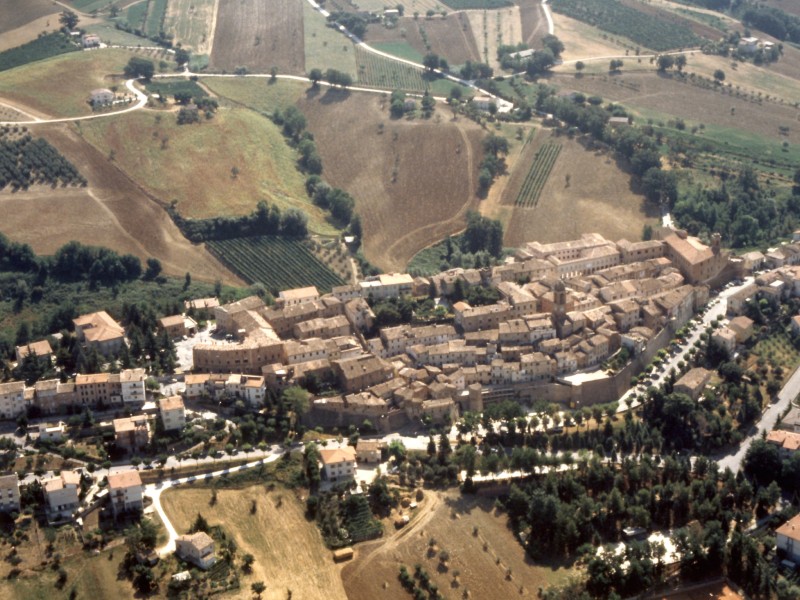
[{"x1": 3, "y1": 227, "x2": 781, "y2": 433}]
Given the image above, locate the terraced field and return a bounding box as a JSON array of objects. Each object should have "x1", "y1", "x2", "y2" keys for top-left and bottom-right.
[{"x1": 207, "y1": 236, "x2": 344, "y2": 293}]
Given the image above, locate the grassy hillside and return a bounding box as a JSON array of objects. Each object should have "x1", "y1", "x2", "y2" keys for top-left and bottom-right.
[
  {"x1": 77, "y1": 105, "x2": 338, "y2": 235},
  {"x1": 0, "y1": 48, "x2": 137, "y2": 117}
]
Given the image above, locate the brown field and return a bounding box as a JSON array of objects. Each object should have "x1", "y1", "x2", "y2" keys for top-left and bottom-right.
[
  {"x1": 366, "y1": 13, "x2": 481, "y2": 66},
  {"x1": 498, "y1": 127, "x2": 657, "y2": 247},
  {"x1": 298, "y1": 89, "x2": 484, "y2": 272},
  {"x1": 517, "y1": 0, "x2": 549, "y2": 48},
  {"x1": 0, "y1": 0, "x2": 59, "y2": 35},
  {"x1": 465, "y1": 7, "x2": 524, "y2": 69},
  {"x1": 553, "y1": 12, "x2": 643, "y2": 60},
  {"x1": 343, "y1": 488, "x2": 575, "y2": 600},
  {"x1": 547, "y1": 71, "x2": 800, "y2": 145},
  {"x1": 210, "y1": 0, "x2": 305, "y2": 74},
  {"x1": 0, "y1": 15, "x2": 59, "y2": 52},
  {"x1": 161, "y1": 484, "x2": 348, "y2": 600},
  {"x1": 0, "y1": 123, "x2": 240, "y2": 283}
]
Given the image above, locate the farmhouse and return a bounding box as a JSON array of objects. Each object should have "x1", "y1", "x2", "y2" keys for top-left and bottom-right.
[
  {"x1": 0, "y1": 474, "x2": 20, "y2": 514},
  {"x1": 15, "y1": 339, "x2": 53, "y2": 364},
  {"x1": 73, "y1": 311, "x2": 126, "y2": 356},
  {"x1": 777, "y1": 513, "x2": 800, "y2": 564},
  {"x1": 320, "y1": 446, "x2": 357, "y2": 482},
  {"x1": 107, "y1": 470, "x2": 144, "y2": 518},
  {"x1": 471, "y1": 96, "x2": 495, "y2": 111},
  {"x1": 43, "y1": 470, "x2": 81, "y2": 520},
  {"x1": 82, "y1": 34, "x2": 101, "y2": 48},
  {"x1": 113, "y1": 415, "x2": 151, "y2": 453},
  {"x1": 176, "y1": 532, "x2": 216, "y2": 569},
  {"x1": 673, "y1": 367, "x2": 712, "y2": 401},
  {"x1": 185, "y1": 297, "x2": 219, "y2": 311},
  {"x1": 158, "y1": 314, "x2": 197, "y2": 338},
  {"x1": 356, "y1": 439, "x2": 383, "y2": 463},
  {"x1": 89, "y1": 88, "x2": 114, "y2": 107}
]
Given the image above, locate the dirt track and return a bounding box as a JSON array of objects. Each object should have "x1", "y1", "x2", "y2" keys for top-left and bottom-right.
[{"x1": 0, "y1": 123, "x2": 241, "y2": 284}]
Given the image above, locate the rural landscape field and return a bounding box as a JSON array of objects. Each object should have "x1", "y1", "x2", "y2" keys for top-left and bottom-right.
[{"x1": 3, "y1": 0, "x2": 800, "y2": 598}]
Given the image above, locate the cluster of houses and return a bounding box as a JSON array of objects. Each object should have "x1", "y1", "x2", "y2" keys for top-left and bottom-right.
[{"x1": 181, "y1": 230, "x2": 743, "y2": 431}]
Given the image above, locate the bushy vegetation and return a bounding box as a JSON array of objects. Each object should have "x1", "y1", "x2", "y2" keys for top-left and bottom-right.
[
  {"x1": 550, "y1": 0, "x2": 702, "y2": 51},
  {"x1": 169, "y1": 200, "x2": 309, "y2": 243},
  {"x1": 0, "y1": 132, "x2": 86, "y2": 191},
  {"x1": 672, "y1": 167, "x2": 800, "y2": 248},
  {"x1": 207, "y1": 236, "x2": 344, "y2": 294},
  {"x1": 740, "y1": 2, "x2": 800, "y2": 44},
  {"x1": 0, "y1": 33, "x2": 79, "y2": 73}
]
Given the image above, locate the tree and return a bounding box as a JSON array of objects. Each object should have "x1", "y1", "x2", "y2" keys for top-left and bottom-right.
[
  {"x1": 59, "y1": 10, "x2": 79, "y2": 31},
  {"x1": 744, "y1": 439, "x2": 781, "y2": 487},
  {"x1": 542, "y1": 34, "x2": 564, "y2": 58},
  {"x1": 308, "y1": 68, "x2": 323, "y2": 87},
  {"x1": 609, "y1": 59, "x2": 624, "y2": 72},
  {"x1": 423, "y1": 53, "x2": 440, "y2": 72},
  {"x1": 143, "y1": 257, "x2": 162, "y2": 280},
  {"x1": 575, "y1": 61, "x2": 585, "y2": 74},
  {"x1": 657, "y1": 55, "x2": 675, "y2": 72},
  {"x1": 675, "y1": 54, "x2": 687, "y2": 71},
  {"x1": 175, "y1": 48, "x2": 191, "y2": 66},
  {"x1": 252, "y1": 582, "x2": 266, "y2": 599},
  {"x1": 283, "y1": 386, "x2": 310, "y2": 417},
  {"x1": 242, "y1": 553, "x2": 255, "y2": 573},
  {"x1": 713, "y1": 69, "x2": 726, "y2": 82},
  {"x1": 124, "y1": 57, "x2": 155, "y2": 80}
]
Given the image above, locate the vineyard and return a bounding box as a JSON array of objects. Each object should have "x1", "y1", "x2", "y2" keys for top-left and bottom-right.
[
  {"x1": 0, "y1": 132, "x2": 86, "y2": 191},
  {"x1": 207, "y1": 236, "x2": 344, "y2": 293},
  {"x1": 550, "y1": 0, "x2": 702, "y2": 51},
  {"x1": 0, "y1": 33, "x2": 79, "y2": 73},
  {"x1": 515, "y1": 142, "x2": 561, "y2": 208},
  {"x1": 355, "y1": 46, "x2": 428, "y2": 92}
]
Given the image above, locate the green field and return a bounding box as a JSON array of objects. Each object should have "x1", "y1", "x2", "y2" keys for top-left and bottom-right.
[
  {"x1": 145, "y1": 0, "x2": 168, "y2": 37},
  {"x1": 515, "y1": 142, "x2": 562, "y2": 208},
  {"x1": 371, "y1": 41, "x2": 426, "y2": 64},
  {"x1": 207, "y1": 236, "x2": 344, "y2": 293},
  {"x1": 202, "y1": 77, "x2": 307, "y2": 114},
  {"x1": 163, "y1": 0, "x2": 216, "y2": 52},
  {"x1": 407, "y1": 237, "x2": 453, "y2": 276},
  {"x1": 0, "y1": 33, "x2": 79, "y2": 73},
  {"x1": 440, "y1": 0, "x2": 512, "y2": 8},
  {"x1": 83, "y1": 22, "x2": 154, "y2": 46},
  {"x1": 551, "y1": 0, "x2": 702, "y2": 51},
  {"x1": 355, "y1": 46, "x2": 428, "y2": 92},
  {"x1": 304, "y1": 2, "x2": 358, "y2": 77},
  {"x1": 124, "y1": 1, "x2": 147, "y2": 31}
]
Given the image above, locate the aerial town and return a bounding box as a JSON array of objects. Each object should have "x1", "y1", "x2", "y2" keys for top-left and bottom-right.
[{"x1": 3, "y1": 0, "x2": 800, "y2": 598}]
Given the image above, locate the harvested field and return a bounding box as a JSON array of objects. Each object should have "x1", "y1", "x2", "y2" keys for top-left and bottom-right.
[
  {"x1": 0, "y1": 15, "x2": 60, "y2": 53},
  {"x1": 210, "y1": 0, "x2": 305, "y2": 74},
  {"x1": 0, "y1": 0, "x2": 59, "y2": 35},
  {"x1": 201, "y1": 76, "x2": 307, "y2": 113},
  {"x1": 760, "y1": 0, "x2": 800, "y2": 18},
  {"x1": 77, "y1": 105, "x2": 337, "y2": 234},
  {"x1": 500, "y1": 128, "x2": 657, "y2": 246},
  {"x1": 553, "y1": 12, "x2": 649, "y2": 60},
  {"x1": 342, "y1": 488, "x2": 575, "y2": 600},
  {"x1": 161, "y1": 484, "x2": 348, "y2": 600},
  {"x1": 164, "y1": 0, "x2": 218, "y2": 54},
  {"x1": 298, "y1": 89, "x2": 484, "y2": 272},
  {"x1": 365, "y1": 14, "x2": 481, "y2": 66},
  {"x1": 465, "y1": 6, "x2": 524, "y2": 69},
  {"x1": 0, "y1": 48, "x2": 142, "y2": 118},
  {"x1": 517, "y1": 0, "x2": 549, "y2": 48},
  {"x1": 547, "y1": 71, "x2": 800, "y2": 145},
  {"x1": 0, "y1": 123, "x2": 239, "y2": 283}
]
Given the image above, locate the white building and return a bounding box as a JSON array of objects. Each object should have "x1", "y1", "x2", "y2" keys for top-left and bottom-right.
[
  {"x1": 176, "y1": 531, "x2": 216, "y2": 569},
  {"x1": 777, "y1": 513, "x2": 800, "y2": 564},
  {"x1": 38, "y1": 421, "x2": 67, "y2": 442},
  {"x1": 0, "y1": 381, "x2": 26, "y2": 420},
  {"x1": 159, "y1": 395, "x2": 186, "y2": 431},
  {"x1": 0, "y1": 474, "x2": 20, "y2": 514},
  {"x1": 107, "y1": 470, "x2": 144, "y2": 518},
  {"x1": 320, "y1": 446, "x2": 357, "y2": 482},
  {"x1": 43, "y1": 470, "x2": 81, "y2": 519}
]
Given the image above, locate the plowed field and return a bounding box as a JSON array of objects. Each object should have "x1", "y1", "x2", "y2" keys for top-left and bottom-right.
[
  {"x1": 298, "y1": 90, "x2": 484, "y2": 272},
  {"x1": 210, "y1": 0, "x2": 305, "y2": 74}
]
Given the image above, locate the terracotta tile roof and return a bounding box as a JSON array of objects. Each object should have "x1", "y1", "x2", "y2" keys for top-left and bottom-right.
[
  {"x1": 320, "y1": 446, "x2": 356, "y2": 465},
  {"x1": 108, "y1": 470, "x2": 142, "y2": 489}
]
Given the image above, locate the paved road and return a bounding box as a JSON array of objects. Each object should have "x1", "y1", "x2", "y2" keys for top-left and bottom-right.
[{"x1": 716, "y1": 365, "x2": 800, "y2": 473}]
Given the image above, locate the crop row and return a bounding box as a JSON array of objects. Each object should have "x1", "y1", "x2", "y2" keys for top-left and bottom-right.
[
  {"x1": 207, "y1": 236, "x2": 344, "y2": 293},
  {"x1": 0, "y1": 135, "x2": 86, "y2": 191},
  {"x1": 515, "y1": 143, "x2": 561, "y2": 208},
  {"x1": 550, "y1": 0, "x2": 702, "y2": 52},
  {"x1": 355, "y1": 47, "x2": 427, "y2": 92},
  {"x1": 145, "y1": 0, "x2": 168, "y2": 37}
]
